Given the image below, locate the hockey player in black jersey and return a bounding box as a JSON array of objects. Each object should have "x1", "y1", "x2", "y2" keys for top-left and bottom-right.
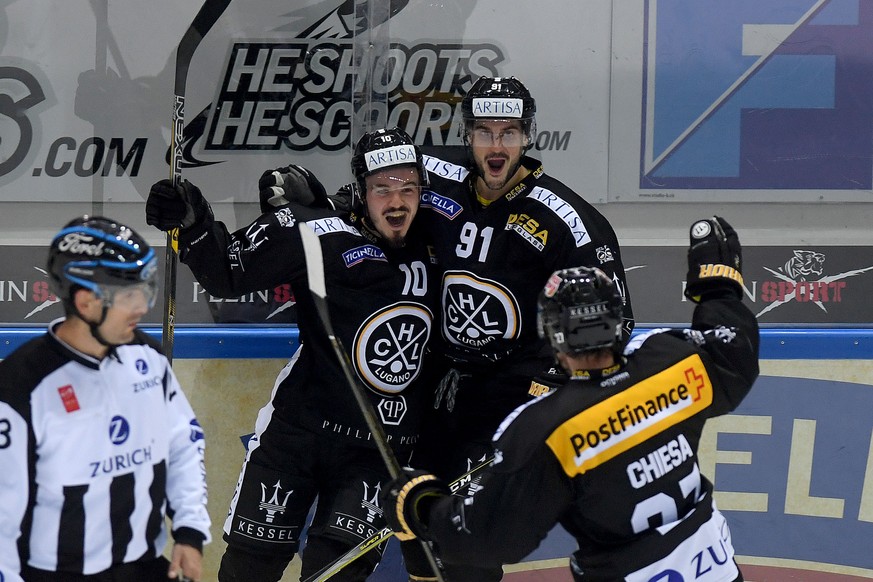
[
  {"x1": 382, "y1": 216, "x2": 759, "y2": 582},
  {"x1": 0, "y1": 216, "x2": 211, "y2": 582},
  {"x1": 418, "y1": 74, "x2": 634, "y2": 443},
  {"x1": 260, "y1": 76, "x2": 636, "y2": 581},
  {"x1": 146, "y1": 128, "x2": 439, "y2": 582},
  {"x1": 414, "y1": 75, "x2": 636, "y2": 581}
]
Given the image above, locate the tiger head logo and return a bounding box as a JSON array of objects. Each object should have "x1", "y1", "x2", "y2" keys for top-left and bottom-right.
[{"x1": 783, "y1": 250, "x2": 825, "y2": 281}]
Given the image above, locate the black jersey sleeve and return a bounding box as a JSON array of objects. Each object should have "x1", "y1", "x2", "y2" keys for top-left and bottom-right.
[
  {"x1": 424, "y1": 442, "x2": 572, "y2": 567},
  {"x1": 690, "y1": 295, "x2": 760, "y2": 413},
  {"x1": 556, "y1": 201, "x2": 635, "y2": 342},
  {"x1": 177, "y1": 204, "x2": 310, "y2": 298}
]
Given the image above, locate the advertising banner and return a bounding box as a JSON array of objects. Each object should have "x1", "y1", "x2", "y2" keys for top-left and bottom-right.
[
  {"x1": 610, "y1": 0, "x2": 873, "y2": 202},
  {"x1": 3, "y1": 0, "x2": 867, "y2": 247},
  {"x1": 1, "y1": 244, "x2": 871, "y2": 326},
  {"x1": 0, "y1": 0, "x2": 609, "y2": 227}
]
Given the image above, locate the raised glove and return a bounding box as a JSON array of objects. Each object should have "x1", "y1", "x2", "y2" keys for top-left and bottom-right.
[
  {"x1": 380, "y1": 470, "x2": 450, "y2": 541},
  {"x1": 684, "y1": 216, "x2": 743, "y2": 302},
  {"x1": 146, "y1": 179, "x2": 211, "y2": 231},
  {"x1": 258, "y1": 164, "x2": 327, "y2": 213},
  {"x1": 327, "y1": 183, "x2": 354, "y2": 213}
]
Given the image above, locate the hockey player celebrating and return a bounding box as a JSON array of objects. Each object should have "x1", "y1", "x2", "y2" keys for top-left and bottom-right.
[
  {"x1": 413, "y1": 75, "x2": 637, "y2": 581},
  {"x1": 0, "y1": 216, "x2": 210, "y2": 582},
  {"x1": 417, "y1": 73, "x2": 635, "y2": 448},
  {"x1": 381, "y1": 216, "x2": 759, "y2": 582},
  {"x1": 260, "y1": 76, "x2": 637, "y2": 581},
  {"x1": 146, "y1": 128, "x2": 440, "y2": 582}
]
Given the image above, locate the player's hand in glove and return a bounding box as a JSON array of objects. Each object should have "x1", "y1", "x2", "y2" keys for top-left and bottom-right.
[
  {"x1": 327, "y1": 183, "x2": 354, "y2": 213},
  {"x1": 380, "y1": 469, "x2": 450, "y2": 541},
  {"x1": 685, "y1": 216, "x2": 743, "y2": 303},
  {"x1": 146, "y1": 179, "x2": 211, "y2": 231},
  {"x1": 258, "y1": 164, "x2": 327, "y2": 213}
]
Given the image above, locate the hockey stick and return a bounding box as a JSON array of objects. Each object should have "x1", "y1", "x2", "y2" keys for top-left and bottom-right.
[
  {"x1": 89, "y1": 0, "x2": 107, "y2": 217},
  {"x1": 162, "y1": 0, "x2": 231, "y2": 361},
  {"x1": 303, "y1": 456, "x2": 495, "y2": 582},
  {"x1": 298, "y1": 223, "x2": 446, "y2": 582}
]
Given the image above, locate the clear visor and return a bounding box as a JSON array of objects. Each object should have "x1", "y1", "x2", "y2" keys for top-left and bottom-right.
[
  {"x1": 469, "y1": 126, "x2": 525, "y2": 147},
  {"x1": 98, "y1": 280, "x2": 158, "y2": 310},
  {"x1": 367, "y1": 173, "x2": 422, "y2": 198}
]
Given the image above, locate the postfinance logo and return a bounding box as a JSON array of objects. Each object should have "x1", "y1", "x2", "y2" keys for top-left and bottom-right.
[{"x1": 547, "y1": 355, "x2": 712, "y2": 476}]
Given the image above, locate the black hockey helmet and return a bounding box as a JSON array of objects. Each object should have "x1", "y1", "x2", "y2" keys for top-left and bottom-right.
[
  {"x1": 350, "y1": 127, "x2": 429, "y2": 215},
  {"x1": 461, "y1": 76, "x2": 537, "y2": 150},
  {"x1": 48, "y1": 215, "x2": 158, "y2": 310},
  {"x1": 537, "y1": 266, "x2": 624, "y2": 356}
]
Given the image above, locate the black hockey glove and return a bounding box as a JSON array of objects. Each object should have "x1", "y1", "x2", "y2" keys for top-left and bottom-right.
[
  {"x1": 684, "y1": 216, "x2": 743, "y2": 303},
  {"x1": 257, "y1": 164, "x2": 327, "y2": 213},
  {"x1": 380, "y1": 469, "x2": 450, "y2": 541},
  {"x1": 327, "y1": 183, "x2": 354, "y2": 213},
  {"x1": 146, "y1": 179, "x2": 211, "y2": 231}
]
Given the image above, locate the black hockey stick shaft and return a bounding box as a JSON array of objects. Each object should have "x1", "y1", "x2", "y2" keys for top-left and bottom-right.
[
  {"x1": 89, "y1": 0, "x2": 107, "y2": 217},
  {"x1": 162, "y1": 0, "x2": 231, "y2": 361},
  {"x1": 303, "y1": 456, "x2": 495, "y2": 582},
  {"x1": 298, "y1": 224, "x2": 446, "y2": 582}
]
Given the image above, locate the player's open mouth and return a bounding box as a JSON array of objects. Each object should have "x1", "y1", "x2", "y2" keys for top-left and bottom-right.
[
  {"x1": 385, "y1": 212, "x2": 407, "y2": 228},
  {"x1": 487, "y1": 157, "x2": 506, "y2": 174}
]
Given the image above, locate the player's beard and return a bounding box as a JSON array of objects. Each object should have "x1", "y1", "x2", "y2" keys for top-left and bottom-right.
[
  {"x1": 385, "y1": 232, "x2": 407, "y2": 249},
  {"x1": 370, "y1": 205, "x2": 414, "y2": 249}
]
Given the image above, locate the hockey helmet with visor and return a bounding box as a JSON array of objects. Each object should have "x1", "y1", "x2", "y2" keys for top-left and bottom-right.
[
  {"x1": 461, "y1": 76, "x2": 537, "y2": 151},
  {"x1": 48, "y1": 215, "x2": 158, "y2": 311},
  {"x1": 349, "y1": 127, "x2": 429, "y2": 215},
  {"x1": 537, "y1": 266, "x2": 624, "y2": 356}
]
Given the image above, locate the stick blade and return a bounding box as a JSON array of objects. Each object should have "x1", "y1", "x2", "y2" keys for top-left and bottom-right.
[
  {"x1": 299, "y1": 223, "x2": 327, "y2": 300},
  {"x1": 297, "y1": 224, "x2": 446, "y2": 582}
]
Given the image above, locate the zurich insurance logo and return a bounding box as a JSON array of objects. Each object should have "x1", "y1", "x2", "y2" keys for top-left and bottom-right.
[
  {"x1": 189, "y1": 419, "x2": 205, "y2": 442},
  {"x1": 109, "y1": 415, "x2": 131, "y2": 445},
  {"x1": 135, "y1": 359, "x2": 149, "y2": 374}
]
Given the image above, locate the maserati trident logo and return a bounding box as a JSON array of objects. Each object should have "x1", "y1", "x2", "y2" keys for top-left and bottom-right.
[
  {"x1": 259, "y1": 480, "x2": 293, "y2": 523},
  {"x1": 361, "y1": 480, "x2": 383, "y2": 523}
]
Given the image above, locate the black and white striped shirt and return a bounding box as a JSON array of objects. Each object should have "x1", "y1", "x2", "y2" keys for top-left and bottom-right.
[{"x1": 0, "y1": 320, "x2": 210, "y2": 581}]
